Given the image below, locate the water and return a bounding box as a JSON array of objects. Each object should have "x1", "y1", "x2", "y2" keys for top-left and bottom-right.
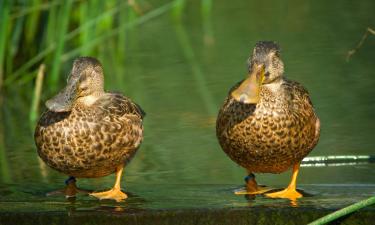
[{"x1": 1, "y1": 0, "x2": 375, "y2": 213}]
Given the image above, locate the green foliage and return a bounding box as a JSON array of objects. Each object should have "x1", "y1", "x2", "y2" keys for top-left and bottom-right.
[
  {"x1": 0, "y1": 0, "x2": 187, "y2": 128},
  {"x1": 0, "y1": 0, "x2": 11, "y2": 89},
  {"x1": 49, "y1": 0, "x2": 73, "y2": 89},
  {"x1": 0, "y1": 0, "x2": 182, "y2": 91}
]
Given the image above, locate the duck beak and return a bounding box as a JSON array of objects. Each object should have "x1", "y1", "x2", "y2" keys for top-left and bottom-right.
[
  {"x1": 231, "y1": 64, "x2": 265, "y2": 104},
  {"x1": 45, "y1": 75, "x2": 79, "y2": 112}
]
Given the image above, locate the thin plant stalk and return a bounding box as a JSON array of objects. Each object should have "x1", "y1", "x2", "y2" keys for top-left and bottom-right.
[
  {"x1": 25, "y1": 0, "x2": 42, "y2": 50},
  {"x1": 44, "y1": 1, "x2": 58, "y2": 50},
  {"x1": 49, "y1": 0, "x2": 73, "y2": 89},
  {"x1": 0, "y1": 0, "x2": 11, "y2": 90},
  {"x1": 171, "y1": 0, "x2": 185, "y2": 21},
  {"x1": 79, "y1": 0, "x2": 92, "y2": 56},
  {"x1": 6, "y1": 1, "x2": 127, "y2": 84},
  {"x1": 4, "y1": 1, "x2": 174, "y2": 87},
  {"x1": 308, "y1": 196, "x2": 375, "y2": 225},
  {"x1": 10, "y1": 0, "x2": 65, "y2": 19},
  {"x1": 61, "y1": 1, "x2": 175, "y2": 61},
  {"x1": 6, "y1": 16, "x2": 24, "y2": 76},
  {"x1": 346, "y1": 27, "x2": 375, "y2": 61},
  {"x1": 4, "y1": 45, "x2": 54, "y2": 86},
  {"x1": 29, "y1": 64, "x2": 45, "y2": 124},
  {"x1": 0, "y1": 96, "x2": 11, "y2": 183}
]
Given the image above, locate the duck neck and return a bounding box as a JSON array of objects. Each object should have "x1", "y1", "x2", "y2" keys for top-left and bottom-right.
[
  {"x1": 76, "y1": 91, "x2": 104, "y2": 107},
  {"x1": 262, "y1": 78, "x2": 283, "y2": 93}
]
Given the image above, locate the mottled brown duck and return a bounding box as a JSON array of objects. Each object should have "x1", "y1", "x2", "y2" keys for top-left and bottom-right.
[
  {"x1": 216, "y1": 41, "x2": 320, "y2": 199},
  {"x1": 34, "y1": 57, "x2": 145, "y2": 202}
]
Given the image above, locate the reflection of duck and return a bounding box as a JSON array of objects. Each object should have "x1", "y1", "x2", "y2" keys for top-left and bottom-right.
[
  {"x1": 216, "y1": 41, "x2": 320, "y2": 199},
  {"x1": 34, "y1": 57, "x2": 145, "y2": 202}
]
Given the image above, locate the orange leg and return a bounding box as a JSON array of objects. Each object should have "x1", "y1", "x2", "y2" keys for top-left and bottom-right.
[
  {"x1": 235, "y1": 171, "x2": 271, "y2": 195},
  {"x1": 266, "y1": 163, "x2": 303, "y2": 200},
  {"x1": 90, "y1": 164, "x2": 128, "y2": 202}
]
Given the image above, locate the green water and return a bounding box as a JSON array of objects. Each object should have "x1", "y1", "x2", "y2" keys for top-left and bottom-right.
[{"x1": 1, "y1": 0, "x2": 375, "y2": 211}]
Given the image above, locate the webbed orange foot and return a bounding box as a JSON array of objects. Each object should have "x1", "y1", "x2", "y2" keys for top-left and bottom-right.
[
  {"x1": 90, "y1": 188, "x2": 128, "y2": 202},
  {"x1": 265, "y1": 187, "x2": 302, "y2": 199},
  {"x1": 266, "y1": 163, "x2": 303, "y2": 200},
  {"x1": 90, "y1": 164, "x2": 127, "y2": 202}
]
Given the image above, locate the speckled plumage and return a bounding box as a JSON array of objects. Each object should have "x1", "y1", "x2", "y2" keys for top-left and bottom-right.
[
  {"x1": 34, "y1": 57, "x2": 145, "y2": 182},
  {"x1": 216, "y1": 41, "x2": 320, "y2": 176},
  {"x1": 35, "y1": 93, "x2": 144, "y2": 178},
  {"x1": 217, "y1": 79, "x2": 320, "y2": 173}
]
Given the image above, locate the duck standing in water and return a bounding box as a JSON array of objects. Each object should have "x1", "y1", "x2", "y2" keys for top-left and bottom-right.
[
  {"x1": 34, "y1": 57, "x2": 145, "y2": 202},
  {"x1": 216, "y1": 41, "x2": 320, "y2": 199}
]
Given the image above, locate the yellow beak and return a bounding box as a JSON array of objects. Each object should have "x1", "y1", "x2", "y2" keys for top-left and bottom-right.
[{"x1": 231, "y1": 64, "x2": 265, "y2": 104}]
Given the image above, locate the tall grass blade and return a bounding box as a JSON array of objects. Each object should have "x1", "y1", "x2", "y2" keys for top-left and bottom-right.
[
  {"x1": 6, "y1": 16, "x2": 25, "y2": 76},
  {"x1": 0, "y1": 97, "x2": 11, "y2": 183},
  {"x1": 6, "y1": 1, "x2": 127, "y2": 85},
  {"x1": 4, "y1": 45, "x2": 54, "y2": 86},
  {"x1": 29, "y1": 64, "x2": 45, "y2": 124},
  {"x1": 49, "y1": 0, "x2": 73, "y2": 89},
  {"x1": 0, "y1": 0, "x2": 11, "y2": 90},
  {"x1": 24, "y1": 0, "x2": 42, "y2": 54},
  {"x1": 79, "y1": 0, "x2": 92, "y2": 55},
  {"x1": 44, "y1": 1, "x2": 58, "y2": 49},
  {"x1": 171, "y1": 0, "x2": 185, "y2": 21},
  {"x1": 61, "y1": 1, "x2": 175, "y2": 61},
  {"x1": 10, "y1": 0, "x2": 61, "y2": 19},
  {"x1": 4, "y1": 1, "x2": 173, "y2": 87}
]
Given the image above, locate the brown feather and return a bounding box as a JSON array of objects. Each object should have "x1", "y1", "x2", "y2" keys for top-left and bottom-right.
[
  {"x1": 35, "y1": 93, "x2": 144, "y2": 178},
  {"x1": 216, "y1": 78, "x2": 320, "y2": 173}
]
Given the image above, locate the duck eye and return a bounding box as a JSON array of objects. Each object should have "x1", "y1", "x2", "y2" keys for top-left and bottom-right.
[
  {"x1": 79, "y1": 73, "x2": 87, "y2": 82},
  {"x1": 265, "y1": 71, "x2": 270, "y2": 77}
]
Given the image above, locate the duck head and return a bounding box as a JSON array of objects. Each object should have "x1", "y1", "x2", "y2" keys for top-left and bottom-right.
[
  {"x1": 231, "y1": 41, "x2": 284, "y2": 104},
  {"x1": 46, "y1": 57, "x2": 104, "y2": 112}
]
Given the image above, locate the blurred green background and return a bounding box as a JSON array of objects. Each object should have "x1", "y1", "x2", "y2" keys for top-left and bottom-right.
[{"x1": 0, "y1": 0, "x2": 374, "y2": 208}]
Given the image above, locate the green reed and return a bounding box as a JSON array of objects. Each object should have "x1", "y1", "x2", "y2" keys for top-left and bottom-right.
[
  {"x1": 29, "y1": 64, "x2": 45, "y2": 124},
  {"x1": 308, "y1": 196, "x2": 375, "y2": 225},
  {"x1": 0, "y1": 99, "x2": 11, "y2": 183},
  {"x1": 0, "y1": 0, "x2": 10, "y2": 89},
  {"x1": 0, "y1": 0, "x2": 189, "y2": 126},
  {"x1": 1, "y1": 0, "x2": 181, "y2": 89},
  {"x1": 49, "y1": 0, "x2": 73, "y2": 89}
]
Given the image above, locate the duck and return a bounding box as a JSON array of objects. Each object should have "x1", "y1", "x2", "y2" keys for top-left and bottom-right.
[
  {"x1": 34, "y1": 57, "x2": 145, "y2": 202},
  {"x1": 216, "y1": 41, "x2": 320, "y2": 199}
]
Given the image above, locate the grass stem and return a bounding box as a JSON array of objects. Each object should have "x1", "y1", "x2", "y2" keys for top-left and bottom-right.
[
  {"x1": 308, "y1": 196, "x2": 375, "y2": 225},
  {"x1": 29, "y1": 64, "x2": 45, "y2": 123}
]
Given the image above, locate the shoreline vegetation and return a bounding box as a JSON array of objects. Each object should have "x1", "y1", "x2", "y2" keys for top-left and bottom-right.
[
  {"x1": 0, "y1": 0, "x2": 215, "y2": 124},
  {"x1": 0, "y1": 0, "x2": 160, "y2": 90}
]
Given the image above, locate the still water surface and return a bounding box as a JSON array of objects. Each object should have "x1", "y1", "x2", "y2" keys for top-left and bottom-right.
[{"x1": 0, "y1": 0, "x2": 374, "y2": 211}]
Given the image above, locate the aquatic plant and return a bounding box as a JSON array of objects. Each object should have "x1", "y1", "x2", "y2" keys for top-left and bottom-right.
[
  {"x1": 0, "y1": 0, "x2": 180, "y2": 92},
  {"x1": 0, "y1": 0, "x2": 189, "y2": 127},
  {"x1": 308, "y1": 196, "x2": 375, "y2": 225}
]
